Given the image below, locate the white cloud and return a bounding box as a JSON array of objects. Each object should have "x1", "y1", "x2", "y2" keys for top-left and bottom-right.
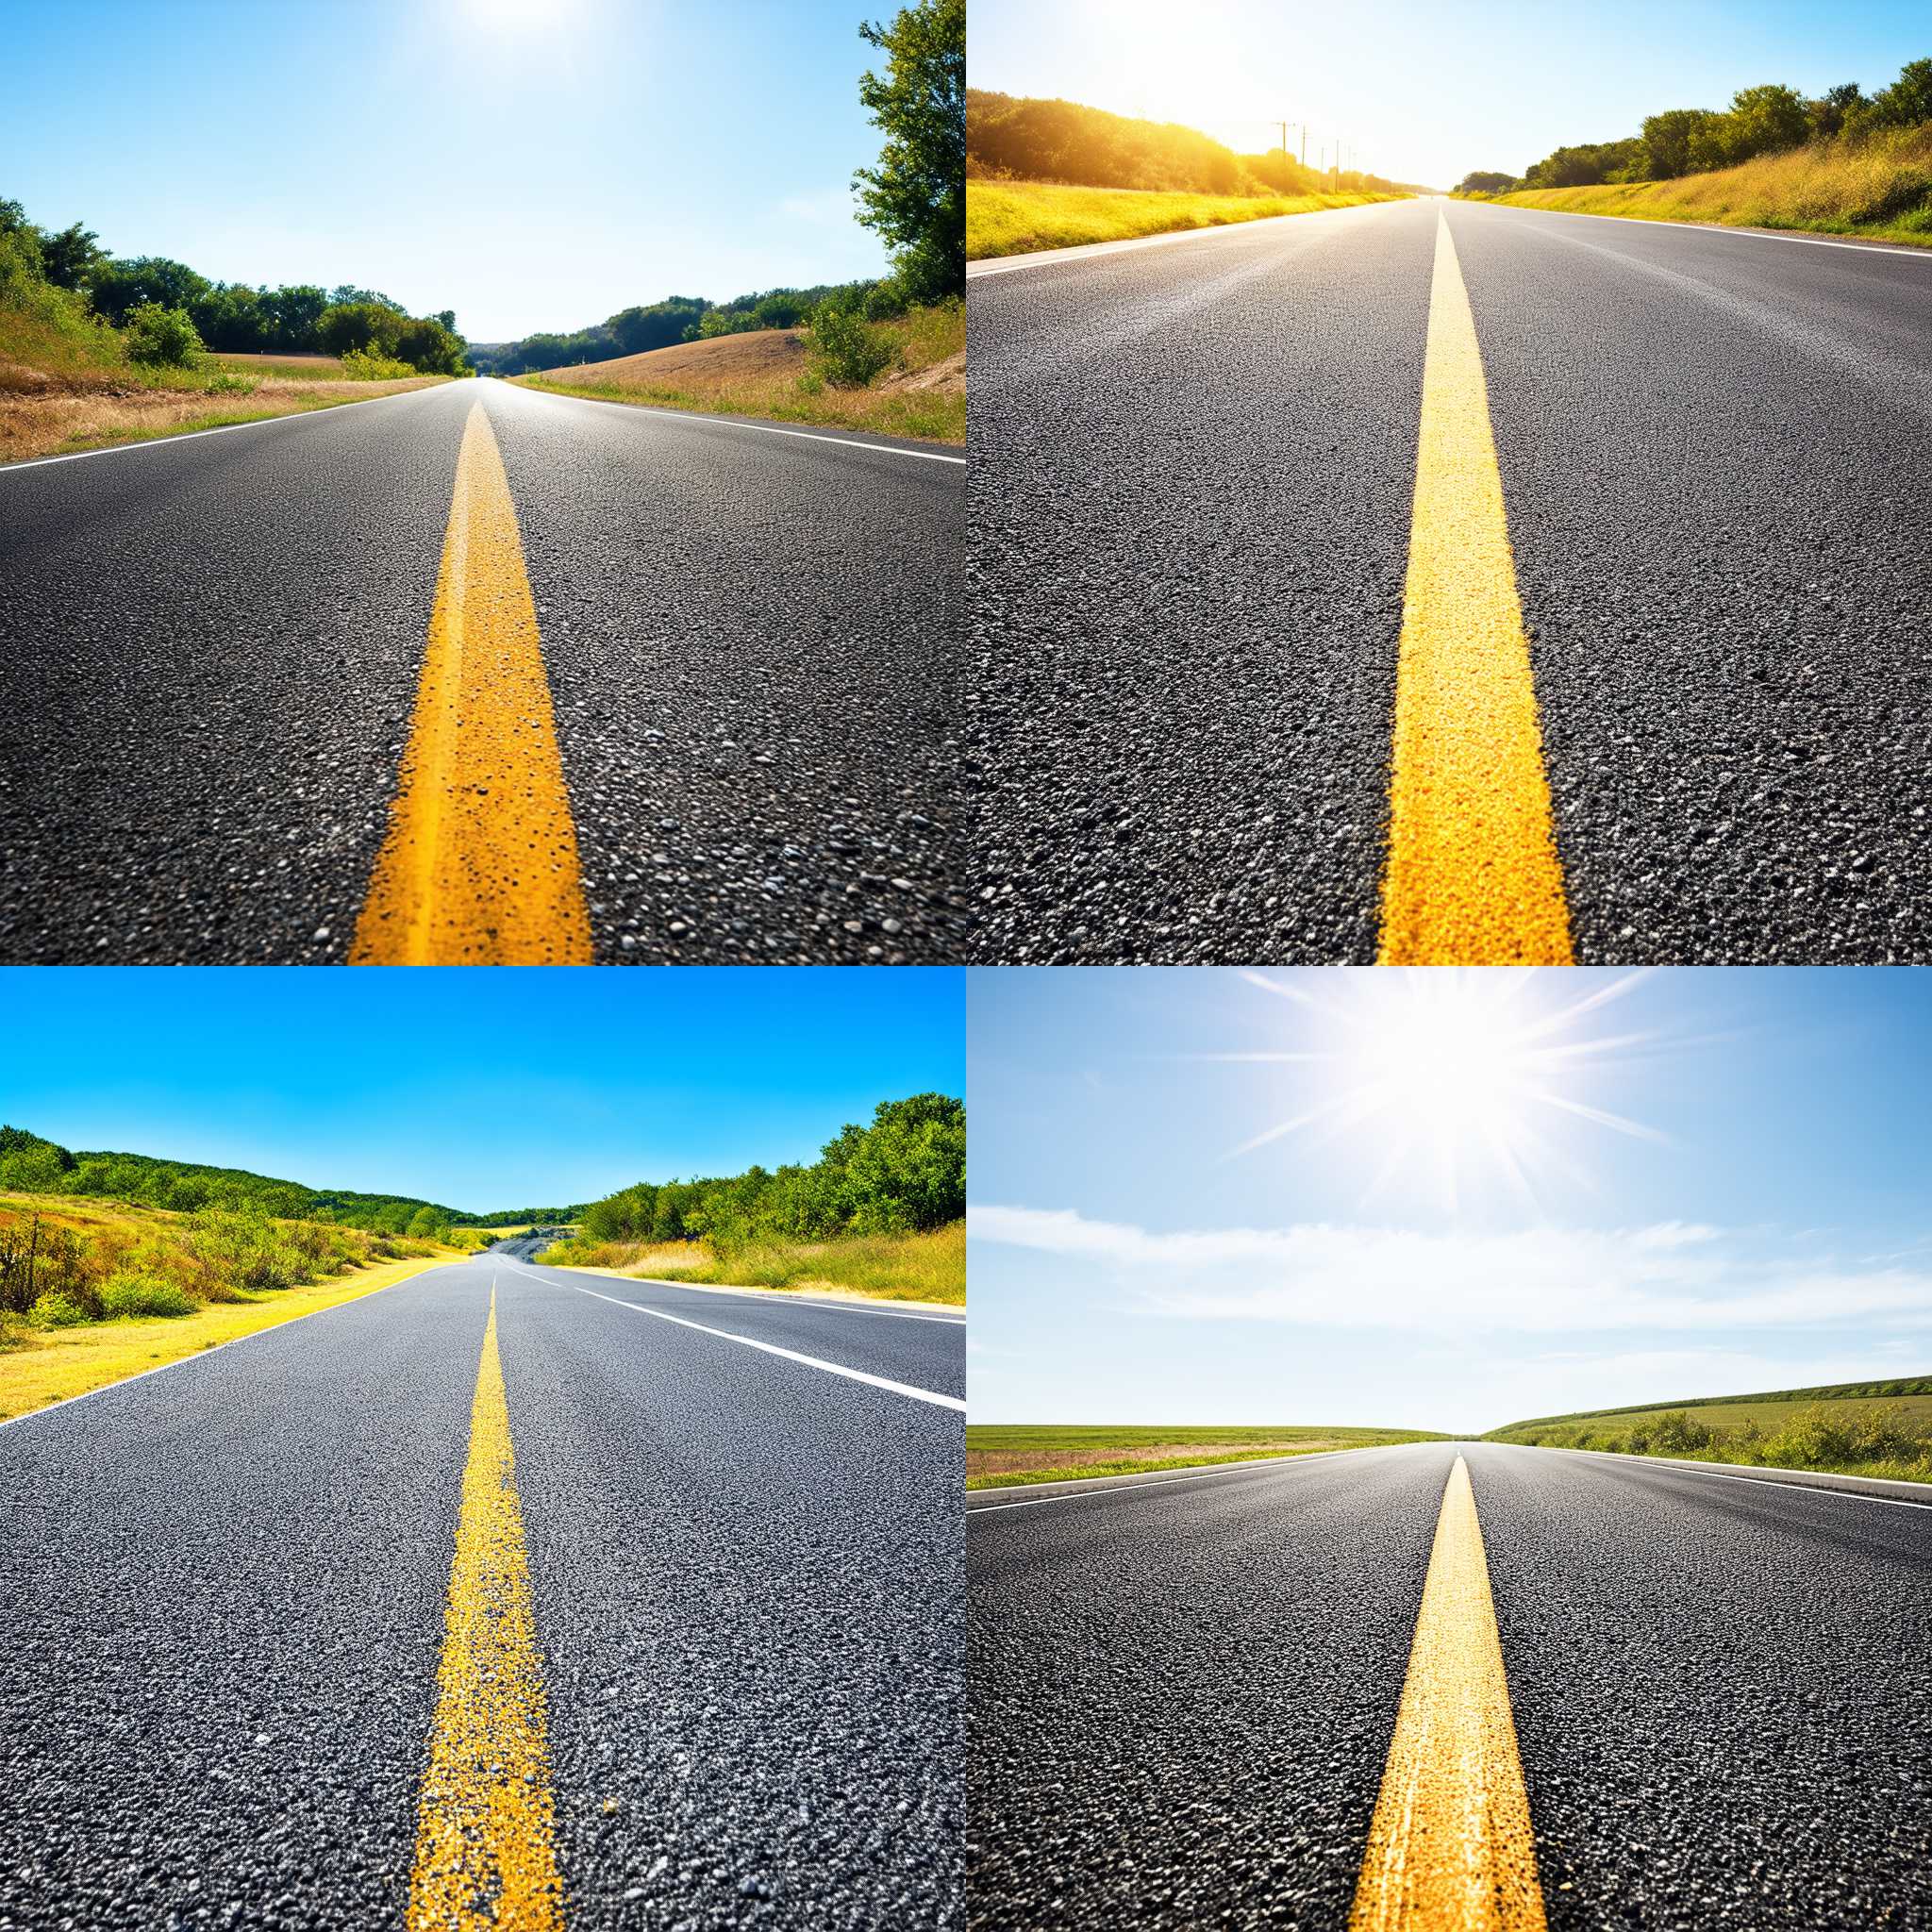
[{"x1": 966, "y1": 1206, "x2": 1932, "y2": 1335}]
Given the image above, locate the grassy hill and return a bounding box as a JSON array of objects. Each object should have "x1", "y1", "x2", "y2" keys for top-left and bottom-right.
[
  {"x1": 966, "y1": 1424, "x2": 1451, "y2": 1491},
  {"x1": 0, "y1": 1124, "x2": 581, "y2": 1232},
  {"x1": 512, "y1": 301, "x2": 963, "y2": 444},
  {"x1": 1477, "y1": 124, "x2": 1932, "y2": 247},
  {"x1": 0, "y1": 1190, "x2": 467, "y2": 1417},
  {"x1": 965, "y1": 89, "x2": 1421, "y2": 259},
  {"x1": 1488, "y1": 1374, "x2": 1932, "y2": 1483}
]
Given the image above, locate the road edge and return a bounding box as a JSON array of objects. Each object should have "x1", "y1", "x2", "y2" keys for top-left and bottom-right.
[
  {"x1": 0, "y1": 1251, "x2": 464, "y2": 1430},
  {"x1": 1541, "y1": 1444, "x2": 1932, "y2": 1507}
]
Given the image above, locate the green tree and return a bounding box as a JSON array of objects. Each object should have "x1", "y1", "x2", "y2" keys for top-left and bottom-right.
[
  {"x1": 1724, "y1": 83, "x2": 1809, "y2": 160},
  {"x1": 317, "y1": 300, "x2": 401, "y2": 357},
  {"x1": 1871, "y1": 57, "x2": 1932, "y2": 129},
  {"x1": 124, "y1": 302, "x2": 204, "y2": 367},
  {"x1": 853, "y1": 0, "x2": 965, "y2": 301},
  {"x1": 88, "y1": 257, "x2": 211, "y2": 326},
  {"x1": 40, "y1": 221, "x2": 102, "y2": 291},
  {"x1": 1640, "y1": 108, "x2": 1723, "y2": 179}
]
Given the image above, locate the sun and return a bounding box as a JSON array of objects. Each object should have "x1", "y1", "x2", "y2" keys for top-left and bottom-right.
[{"x1": 1199, "y1": 969, "x2": 1666, "y2": 1214}]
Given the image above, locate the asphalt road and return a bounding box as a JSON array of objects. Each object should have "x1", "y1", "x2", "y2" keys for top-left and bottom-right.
[
  {"x1": 0, "y1": 1251, "x2": 964, "y2": 1928},
  {"x1": 968, "y1": 197, "x2": 1932, "y2": 964},
  {"x1": 0, "y1": 378, "x2": 965, "y2": 963},
  {"x1": 967, "y1": 1439, "x2": 1932, "y2": 1928}
]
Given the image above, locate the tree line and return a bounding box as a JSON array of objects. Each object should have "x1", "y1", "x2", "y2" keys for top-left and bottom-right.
[
  {"x1": 0, "y1": 1125, "x2": 576, "y2": 1238},
  {"x1": 568, "y1": 1094, "x2": 965, "y2": 1254},
  {"x1": 967, "y1": 89, "x2": 1422, "y2": 199},
  {"x1": 1458, "y1": 56, "x2": 1932, "y2": 193},
  {"x1": 469, "y1": 286, "x2": 866, "y2": 377},
  {"x1": 0, "y1": 197, "x2": 468, "y2": 373}
]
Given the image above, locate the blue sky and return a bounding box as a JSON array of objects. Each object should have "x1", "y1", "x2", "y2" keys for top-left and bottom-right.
[
  {"x1": 969, "y1": 0, "x2": 1930, "y2": 188},
  {"x1": 968, "y1": 968, "x2": 1932, "y2": 1433},
  {"x1": 3, "y1": 0, "x2": 893, "y2": 341},
  {"x1": 1, "y1": 968, "x2": 961, "y2": 1214}
]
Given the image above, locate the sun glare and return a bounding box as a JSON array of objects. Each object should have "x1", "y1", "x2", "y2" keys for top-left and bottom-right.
[{"x1": 1201, "y1": 969, "x2": 1667, "y2": 1214}]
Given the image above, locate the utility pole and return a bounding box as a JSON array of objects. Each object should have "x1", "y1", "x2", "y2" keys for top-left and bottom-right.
[{"x1": 1277, "y1": 120, "x2": 1288, "y2": 157}]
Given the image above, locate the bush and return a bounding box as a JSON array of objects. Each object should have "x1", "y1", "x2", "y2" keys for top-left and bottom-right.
[
  {"x1": 99, "y1": 1273, "x2": 195, "y2": 1319},
  {"x1": 28, "y1": 1291, "x2": 89, "y2": 1328},
  {"x1": 341, "y1": 346, "x2": 415, "y2": 380},
  {"x1": 124, "y1": 302, "x2": 204, "y2": 368},
  {"x1": 806, "y1": 303, "x2": 894, "y2": 387}
]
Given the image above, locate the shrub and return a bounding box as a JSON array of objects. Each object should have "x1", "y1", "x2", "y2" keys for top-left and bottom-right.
[
  {"x1": 341, "y1": 346, "x2": 415, "y2": 380},
  {"x1": 99, "y1": 1273, "x2": 195, "y2": 1319},
  {"x1": 806, "y1": 303, "x2": 894, "y2": 387},
  {"x1": 124, "y1": 302, "x2": 204, "y2": 367},
  {"x1": 28, "y1": 1291, "x2": 89, "y2": 1328}
]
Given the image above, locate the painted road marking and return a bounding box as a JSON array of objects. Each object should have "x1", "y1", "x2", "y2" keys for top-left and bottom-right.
[
  {"x1": 1379, "y1": 211, "x2": 1574, "y2": 967},
  {"x1": 1351, "y1": 1456, "x2": 1546, "y2": 1932},
  {"x1": 512, "y1": 383, "x2": 966, "y2": 465},
  {"x1": 503, "y1": 1260, "x2": 966, "y2": 1411},
  {"x1": 352, "y1": 400, "x2": 592, "y2": 965},
  {"x1": 410, "y1": 1286, "x2": 565, "y2": 1932},
  {"x1": 0, "y1": 385, "x2": 440, "y2": 475}
]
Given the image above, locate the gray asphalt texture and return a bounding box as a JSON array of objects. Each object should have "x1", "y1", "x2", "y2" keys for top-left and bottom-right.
[
  {"x1": 967, "y1": 1440, "x2": 1932, "y2": 1929},
  {"x1": 0, "y1": 380, "x2": 965, "y2": 964},
  {"x1": 967, "y1": 198, "x2": 1932, "y2": 964},
  {"x1": 0, "y1": 1251, "x2": 963, "y2": 1929}
]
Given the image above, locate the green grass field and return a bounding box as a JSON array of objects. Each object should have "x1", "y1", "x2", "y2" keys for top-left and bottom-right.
[
  {"x1": 966, "y1": 179, "x2": 1408, "y2": 260},
  {"x1": 965, "y1": 1423, "x2": 1449, "y2": 1491},
  {"x1": 1488, "y1": 1374, "x2": 1932, "y2": 1484},
  {"x1": 1479, "y1": 124, "x2": 1932, "y2": 247}
]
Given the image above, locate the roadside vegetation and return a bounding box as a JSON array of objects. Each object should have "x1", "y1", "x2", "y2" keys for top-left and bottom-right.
[
  {"x1": 965, "y1": 1424, "x2": 1450, "y2": 1491},
  {"x1": 0, "y1": 1191, "x2": 466, "y2": 1418},
  {"x1": 0, "y1": 194, "x2": 466, "y2": 462},
  {"x1": 1456, "y1": 55, "x2": 1932, "y2": 245},
  {"x1": 537, "y1": 1094, "x2": 965, "y2": 1305},
  {"x1": 514, "y1": 298, "x2": 963, "y2": 443},
  {"x1": 966, "y1": 90, "x2": 1422, "y2": 258},
  {"x1": 1488, "y1": 1374, "x2": 1932, "y2": 1483},
  {"x1": 494, "y1": 0, "x2": 962, "y2": 441},
  {"x1": 967, "y1": 180, "x2": 1406, "y2": 258}
]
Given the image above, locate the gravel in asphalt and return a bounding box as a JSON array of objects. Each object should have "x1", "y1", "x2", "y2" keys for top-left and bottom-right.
[{"x1": 0, "y1": 1252, "x2": 963, "y2": 1929}]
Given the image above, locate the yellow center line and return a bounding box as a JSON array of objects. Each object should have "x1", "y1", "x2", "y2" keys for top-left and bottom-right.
[
  {"x1": 409, "y1": 1285, "x2": 565, "y2": 1932},
  {"x1": 1378, "y1": 212, "x2": 1574, "y2": 966},
  {"x1": 1349, "y1": 1456, "x2": 1548, "y2": 1932},
  {"x1": 351, "y1": 401, "x2": 593, "y2": 965}
]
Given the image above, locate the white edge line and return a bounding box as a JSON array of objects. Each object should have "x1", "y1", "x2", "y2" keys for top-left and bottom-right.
[
  {"x1": 1552, "y1": 1444, "x2": 1932, "y2": 1511},
  {"x1": 504, "y1": 1260, "x2": 964, "y2": 1412},
  {"x1": 1469, "y1": 198, "x2": 1932, "y2": 263},
  {"x1": 508, "y1": 379, "x2": 965, "y2": 465},
  {"x1": 966, "y1": 196, "x2": 1408, "y2": 279},
  {"x1": 965, "y1": 1441, "x2": 1399, "y2": 1514},
  {"x1": 0, "y1": 1254, "x2": 466, "y2": 1431},
  {"x1": 533, "y1": 1260, "x2": 964, "y2": 1324},
  {"x1": 0, "y1": 378, "x2": 453, "y2": 475}
]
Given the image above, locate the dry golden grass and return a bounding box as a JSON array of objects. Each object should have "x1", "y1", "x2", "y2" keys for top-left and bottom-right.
[
  {"x1": 966, "y1": 178, "x2": 1407, "y2": 258},
  {"x1": 514, "y1": 304, "x2": 964, "y2": 444},
  {"x1": 544, "y1": 1221, "x2": 965, "y2": 1306},
  {"x1": 213, "y1": 351, "x2": 346, "y2": 371},
  {"x1": 0, "y1": 373, "x2": 445, "y2": 464},
  {"x1": 1489, "y1": 125, "x2": 1932, "y2": 244}
]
